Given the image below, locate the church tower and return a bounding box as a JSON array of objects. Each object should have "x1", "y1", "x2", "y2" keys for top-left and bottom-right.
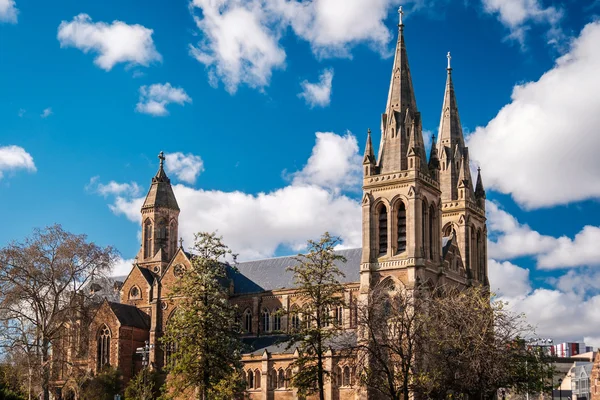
[
  {"x1": 138, "y1": 151, "x2": 180, "y2": 275},
  {"x1": 360, "y1": 8, "x2": 442, "y2": 294},
  {"x1": 436, "y1": 54, "x2": 488, "y2": 284}
]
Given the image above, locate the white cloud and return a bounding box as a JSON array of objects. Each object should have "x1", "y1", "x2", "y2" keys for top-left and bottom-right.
[
  {"x1": 40, "y1": 107, "x2": 52, "y2": 118},
  {"x1": 487, "y1": 201, "x2": 600, "y2": 270},
  {"x1": 489, "y1": 259, "x2": 600, "y2": 348},
  {"x1": 0, "y1": 145, "x2": 36, "y2": 179},
  {"x1": 57, "y1": 13, "x2": 162, "y2": 71},
  {"x1": 299, "y1": 68, "x2": 334, "y2": 108},
  {"x1": 86, "y1": 177, "x2": 142, "y2": 198},
  {"x1": 481, "y1": 0, "x2": 563, "y2": 47},
  {"x1": 291, "y1": 131, "x2": 361, "y2": 192},
  {"x1": 111, "y1": 257, "x2": 135, "y2": 277},
  {"x1": 17, "y1": 108, "x2": 25, "y2": 117},
  {"x1": 188, "y1": 0, "x2": 406, "y2": 92},
  {"x1": 164, "y1": 152, "x2": 204, "y2": 184},
  {"x1": 0, "y1": 0, "x2": 17, "y2": 23},
  {"x1": 488, "y1": 259, "x2": 532, "y2": 297},
  {"x1": 189, "y1": 0, "x2": 287, "y2": 93},
  {"x1": 136, "y1": 83, "x2": 192, "y2": 116},
  {"x1": 468, "y1": 22, "x2": 600, "y2": 209},
  {"x1": 98, "y1": 132, "x2": 362, "y2": 260}
]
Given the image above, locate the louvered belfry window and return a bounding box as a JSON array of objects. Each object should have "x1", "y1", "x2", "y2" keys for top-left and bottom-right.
[
  {"x1": 378, "y1": 204, "x2": 388, "y2": 255},
  {"x1": 397, "y1": 202, "x2": 407, "y2": 253}
]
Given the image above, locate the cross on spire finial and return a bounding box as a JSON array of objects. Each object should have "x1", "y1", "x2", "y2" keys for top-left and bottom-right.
[
  {"x1": 447, "y1": 52, "x2": 452, "y2": 70},
  {"x1": 179, "y1": 237, "x2": 184, "y2": 248},
  {"x1": 158, "y1": 151, "x2": 165, "y2": 168},
  {"x1": 398, "y1": 6, "x2": 404, "y2": 26}
]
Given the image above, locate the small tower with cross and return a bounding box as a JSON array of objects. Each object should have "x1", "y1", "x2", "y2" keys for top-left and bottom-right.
[{"x1": 139, "y1": 151, "x2": 181, "y2": 270}]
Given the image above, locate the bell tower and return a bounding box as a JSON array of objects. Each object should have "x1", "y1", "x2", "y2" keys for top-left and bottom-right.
[
  {"x1": 360, "y1": 8, "x2": 442, "y2": 295},
  {"x1": 138, "y1": 151, "x2": 180, "y2": 274}
]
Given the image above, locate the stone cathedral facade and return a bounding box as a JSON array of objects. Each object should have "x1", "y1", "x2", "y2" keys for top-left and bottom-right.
[{"x1": 53, "y1": 15, "x2": 488, "y2": 400}]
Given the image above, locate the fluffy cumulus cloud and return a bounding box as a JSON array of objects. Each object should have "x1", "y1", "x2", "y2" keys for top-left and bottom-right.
[
  {"x1": 490, "y1": 262, "x2": 600, "y2": 348},
  {"x1": 136, "y1": 83, "x2": 192, "y2": 116},
  {"x1": 468, "y1": 22, "x2": 600, "y2": 209},
  {"x1": 188, "y1": 0, "x2": 403, "y2": 92},
  {"x1": 0, "y1": 0, "x2": 17, "y2": 23},
  {"x1": 57, "y1": 14, "x2": 162, "y2": 71},
  {"x1": 86, "y1": 176, "x2": 142, "y2": 198},
  {"x1": 95, "y1": 131, "x2": 362, "y2": 260},
  {"x1": 298, "y1": 68, "x2": 334, "y2": 108},
  {"x1": 164, "y1": 152, "x2": 204, "y2": 184},
  {"x1": 487, "y1": 201, "x2": 600, "y2": 269},
  {"x1": 290, "y1": 131, "x2": 361, "y2": 192},
  {"x1": 0, "y1": 145, "x2": 36, "y2": 179},
  {"x1": 481, "y1": 0, "x2": 564, "y2": 47}
]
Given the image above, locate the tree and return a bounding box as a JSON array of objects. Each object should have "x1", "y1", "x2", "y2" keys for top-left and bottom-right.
[
  {"x1": 0, "y1": 363, "x2": 26, "y2": 400},
  {"x1": 286, "y1": 232, "x2": 347, "y2": 400},
  {"x1": 160, "y1": 232, "x2": 245, "y2": 400},
  {"x1": 79, "y1": 367, "x2": 122, "y2": 400},
  {"x1": 0, "y1": 225, "x2": 117, "y2": 400},
  {"x1": 354, "y1": 280, "x2": 430, "y2": 400},
  {"x1": 125, "y1": 368, "x2": 159, "y2": 400},
  {"x1": 420, "y1": 286, "x2": 553, "y2": 399}
]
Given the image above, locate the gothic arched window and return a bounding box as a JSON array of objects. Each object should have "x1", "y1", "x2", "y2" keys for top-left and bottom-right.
[
  {"x1": 254, "y1": 369, "x2": 261, "y2": 388},
  {"x1": 243, "y1": 309, "x2": 252, "y2": 333},
  {"x1": 247, "y1": 369, "x2": 254, "y2": 389},
  {"x1": 429, "y1": 204, "x2": 436, "y2": 260},
  {"x1": 169, "y1": 221, "x2": 177, "y2": 254},
  {"x1": 421, "y1": 200, "x2": 428, "y2": 258},
  {"x1": 143, "y1": 219, "x2": 153, "y2": 259},
  {"x1": 397, "y1": 202, "x2": 407, "y2": 253},
  {"x1": 322, "y1": 307, "x2": 330, "y2": 328},
  {"x1": 343, "y1": 366, "x2": 351, "y2": 386},
  {"x1": 277, "y1": 368, "x2": 285, "y2": 389},
  {"x1": 335, "y1": 306, "x2": 343, "y2": 326},
  {"x1": 261, "y1": 308, "x2": 271, "y2": 333},
  {"x1": 378, "y1": 204, "x2": 388, "y2": 256},
  {"x1": 477, "y1": 229, "x2": 484, "y2": 281},
  {"x1": 97, "y1": 325, "x2": 111, "y2": 370},
  {"x1": 272, "y1": 308, "x2": 281, "y2": 331}
]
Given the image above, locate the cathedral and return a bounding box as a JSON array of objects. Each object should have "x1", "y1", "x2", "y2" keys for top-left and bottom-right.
[{"x1": 53, "y1": 11, "x2": 488, "y2": 400}]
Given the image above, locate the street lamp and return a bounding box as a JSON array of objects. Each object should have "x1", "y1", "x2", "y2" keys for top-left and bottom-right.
[{"x1": 558, "y1": 378, "x2": 563, "y2": 400}]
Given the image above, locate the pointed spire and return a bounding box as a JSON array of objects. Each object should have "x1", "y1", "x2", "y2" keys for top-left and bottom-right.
[
  {"x1": 475, "y1": 167, "x2": 486, "y2": 200},
  {"x1": 429, "y1": 134, "x2": 440, "y2": 172},
  {"x1": 142, "y1": 151, "x2": 179, "y2": 211},
  {"x1": 363, "y1": 128, "x2": 375, "y2": 165},
  {"x1": 457, "y1": 152, "x2": 474, "y2": 200},
  {"x1": 437, "y1": 52, "x2": 464, "y2": 150},
  {"x1": 384, "y1": 7, "x2": 417, "y2": 118}
]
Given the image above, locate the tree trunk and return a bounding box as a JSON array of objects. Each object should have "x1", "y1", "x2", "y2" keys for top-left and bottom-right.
[{"x1": 42, "y1": 337, "x2": 51, "y2": 400}]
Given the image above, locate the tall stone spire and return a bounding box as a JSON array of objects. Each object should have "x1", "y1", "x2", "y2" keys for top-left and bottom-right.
[
  {"x1": 437, "y1": 53, "x2": 467, "y2": 201},
  {"x1": 474, "y1": 166, "x2": 486, "y2": 208},
  {"x1": 142, "y1": 151, "x2": 179, "y2": 211},
  {"x1": 377, "y1": 7, "x2": 421, "y2": 174}
]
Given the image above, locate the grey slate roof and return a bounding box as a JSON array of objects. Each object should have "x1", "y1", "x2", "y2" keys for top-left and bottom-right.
[
  {"x1": 242, "y1": 331, "x2": 357, "y2": 356},
  {"x1": 229, "y1": 248, "x2": 362, "y2": 295},
  {"x1": 108, "y1": 302, "x2": 150, "y2": 330}
]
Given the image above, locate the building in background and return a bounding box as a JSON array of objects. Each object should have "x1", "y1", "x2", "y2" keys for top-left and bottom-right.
[{"x1": 553, "y1": 342, "x2": 595, "y2": 358}]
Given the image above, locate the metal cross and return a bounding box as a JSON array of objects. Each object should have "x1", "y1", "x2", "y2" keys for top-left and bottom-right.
[
  {"x1": 447, "y1": 52, "x2": 452, "y2": 70},
  {"x1": 398, "y1": 6, "x2": 404, "y2": 25},
  {"x1": 158, "y1": 151, "x2": 165, "y2": 168},
  {"x1": 179, "y1": 237, "x2": 184, "y2": 248}
]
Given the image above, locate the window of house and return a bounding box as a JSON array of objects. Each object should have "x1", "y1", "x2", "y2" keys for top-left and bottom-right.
[
  {"x1": 97, "y1": 325, "x2": 111, "y2": 370},
  {"x1": 129, "y1": 286, "x2": 140, "y2": 299},
  {"x1": 397, "y1": 202, "x2": 407, "y2": 253},
  {"x1": 262, "y1": 308, "x2": 271, "y2": 333},
  {"x1": 272, "y1": 308, "x2": 281, "y2": 331},
  {"x1": 247, "y1": 370, "x2": 254, "y2": 389},
  {"x1": 322, "y1": 307, "x2": 330, "y2": 328},
  {"x1": 243, "y1": 309, "x2": 252, "y2": 333},
  {"x1": 378, "y1": 204, "x2": 388, "y2": 255}
]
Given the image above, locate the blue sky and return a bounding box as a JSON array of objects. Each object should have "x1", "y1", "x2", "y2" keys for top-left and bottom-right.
[{"x1": 2, "y1": 0, "x2": 600, "y2": 346}]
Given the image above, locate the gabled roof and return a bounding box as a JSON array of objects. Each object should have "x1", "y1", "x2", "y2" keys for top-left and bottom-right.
[
  {"x1": 228, "y1": 248, "x2": 362, "y2": 295},
  {"x1": 108, "y1": 301, "x2": 150, "y2": 330}
]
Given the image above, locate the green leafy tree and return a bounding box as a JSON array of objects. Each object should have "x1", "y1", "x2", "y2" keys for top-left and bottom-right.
[
  {"x1": 160, "y1": 232, "x2": 245, "y2": 400},
  {"x1": 125, "y1": 368, "x2": 159, "y2": 400},
  {"x1": 287, "y1": 232, "x2": 346, "y2": 400},
  {"x1": 80, "y1": 367, "x2": 122, "y2": 400}
]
